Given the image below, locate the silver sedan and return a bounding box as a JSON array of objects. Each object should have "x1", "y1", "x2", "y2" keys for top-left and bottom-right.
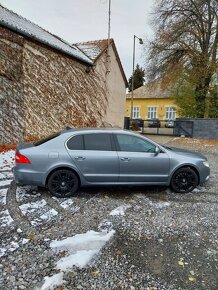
[{"x1": 13, "y1": 128, "x2": 210, "y2": 198}]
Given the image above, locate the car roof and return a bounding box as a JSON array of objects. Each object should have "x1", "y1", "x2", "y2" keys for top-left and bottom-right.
[{"x1": 61, "y1": 127, "x2": 126, "y2": 134}]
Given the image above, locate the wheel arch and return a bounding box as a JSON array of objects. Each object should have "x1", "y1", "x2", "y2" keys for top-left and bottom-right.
[
  {"x1": 170, "y1": 164, "x2": 200, "y2": 185},
  {"x1": 45, "y1": 166, "x2": 81, "y2": 187}
]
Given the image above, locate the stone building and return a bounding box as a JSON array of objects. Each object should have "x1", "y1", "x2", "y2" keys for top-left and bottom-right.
[{"x1": 0, "y1": 5, "x2": 127, "y2": 144}]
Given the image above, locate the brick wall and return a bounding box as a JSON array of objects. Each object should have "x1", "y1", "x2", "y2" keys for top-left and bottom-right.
[{"x1": 0, "y1": 27, "x2": 111, "y2": 144}]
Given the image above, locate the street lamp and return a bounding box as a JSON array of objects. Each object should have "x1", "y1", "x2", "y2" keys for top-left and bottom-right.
[{"x1": 130, "y1": 35, "x2": 143, "y2": 120}]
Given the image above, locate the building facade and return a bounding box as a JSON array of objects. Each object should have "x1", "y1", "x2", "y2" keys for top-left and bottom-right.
[{"x1": 126, "y1": 80, "x2": 178, "y2": 121}]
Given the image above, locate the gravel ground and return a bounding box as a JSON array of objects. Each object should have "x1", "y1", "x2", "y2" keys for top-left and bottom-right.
[{"x1": 0, "y1": 137, "x2": 217, "y2": 290}]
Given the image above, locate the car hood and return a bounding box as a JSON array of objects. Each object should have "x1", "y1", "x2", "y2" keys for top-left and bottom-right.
[{"x1": 163, "y1": 146, "x2": 206, "y2": 160}]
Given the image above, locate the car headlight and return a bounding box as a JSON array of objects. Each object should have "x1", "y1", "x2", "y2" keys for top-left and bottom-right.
[{"x1": 203, "y1": 161, "x2": 210, "y2": 167}]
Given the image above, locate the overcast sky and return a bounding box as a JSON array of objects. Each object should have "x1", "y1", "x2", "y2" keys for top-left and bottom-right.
[{"x1": 0, "y1": 0, "x2": 154, "y2": 78}]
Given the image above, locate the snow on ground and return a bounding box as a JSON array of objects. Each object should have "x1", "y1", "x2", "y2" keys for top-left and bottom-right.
[
  {"x1": 0, "y1": 179, "x2": 12, "y2": 187},
  {"x1": 40, "y1": 230, "x2": 115, "y2": 289},
  {"x1": 0, "y1": 189, "x2": 7, "y2": 205},
  {"x1": 109, "y1": 204, "x2": 131, "y2": 216},
  {"x1": 39, "y1": 273, "x2": 64, "y2": 290},
  {"x1": 136, "y1": 195, "x2": 171, "y2": 209},
  {"x1": 52, "y1": 197, "x2": 80, "y2": 212},
  {"x1": 19, "y1": 200, "x2": 47, "y2": 215},
  {"x1": 16, "y1": 186, "x2": 40, "y2": 202},
  {"x1": 19, "y1": 199, "x2": 58, "y2": 226},
  {"x1": 0, "y1": 171, "x2": 13, "y2": 180},
  {"x1": 58, "y1": 199, "x2": 75, "y2": 209},
  {"x1": 0, "y1": 150, "x2": 15, "y2": 170},
  {"x1": 31, "y1": 209, "x2": 58, "y2": 226},
  {"x1": 50, "y1": 230, "x2": 115, "y2": 270},
  {"x1": 0, "y1": 238, "x2": 30, "y2": 258},
  {"x1": 0, "y1": 209, "x2": 13, "y2": 227}
]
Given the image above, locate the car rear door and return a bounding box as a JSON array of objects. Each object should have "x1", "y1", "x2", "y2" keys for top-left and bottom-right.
[
  {"x1": 66, "y1": 133, "x2": 119, "y2": 183},
  {"x1": 114, "y1": 133, "x2": 170, "y2": 183}
]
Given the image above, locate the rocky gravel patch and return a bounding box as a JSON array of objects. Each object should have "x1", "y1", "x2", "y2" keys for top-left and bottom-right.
[{"x1": 0, "y1": 138, "x2": 217, "y2": 289}]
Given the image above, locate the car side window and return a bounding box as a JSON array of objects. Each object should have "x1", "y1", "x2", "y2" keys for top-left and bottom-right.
[
  {"x1": 84, "y1": 133, "x2": 112, "y2": 151},
  {"x1": 67, "y1": 135, "x2": 84, "y2": 150},
  {"x1": 115, "y1": 134, "x2": 156, "y2": 153}
]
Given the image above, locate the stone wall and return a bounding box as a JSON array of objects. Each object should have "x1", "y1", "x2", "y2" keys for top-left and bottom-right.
[
  {"x1": 22, "y1": 39, "x2": 108, "y2": 140},
  {"x1": 0, "y1": 27, "x2": 24, "y2": 144},
  {"x1": 0, "y1": 27, "x2": 113, "y2": 144}
]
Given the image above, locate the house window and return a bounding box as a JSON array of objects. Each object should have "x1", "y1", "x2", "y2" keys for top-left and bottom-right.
[
  {"x1": 166, "y1": 107, "x2": 176, "y2": 120},
  {"x1": 133, "y1": 106, "x2": 140, "y2": 118},
  {"x1": 147, "y1": 107, "x2": 157, "y2": 119}
]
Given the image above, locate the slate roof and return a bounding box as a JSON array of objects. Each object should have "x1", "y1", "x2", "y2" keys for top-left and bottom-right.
[
  {"x1": 75, "y1": 39, "x2": 111, "y2": 62},
  {"x1": 0, "y1": 5, "x2": 92, "y2": 65},
  {"x1": 75, "y1": 39, "x2": 128, "y2": 86}
]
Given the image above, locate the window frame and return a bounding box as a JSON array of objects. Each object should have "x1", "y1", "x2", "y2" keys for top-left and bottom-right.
[
  {"x1": 132, "y1": 106, "x2": 140, "y2": 119},
  {"x1": 147, "y1": 107, "x2": 157, "y2": 119},
  {"x1": 165, "y1": 107, "x2": 176, "y2": 120}
]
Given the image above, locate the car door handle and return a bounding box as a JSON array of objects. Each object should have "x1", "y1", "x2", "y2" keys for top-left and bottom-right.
[
  {"x1": 74, "y1": 156, "x2": 86, "y2": 161},
  {"x1": 120, "y1": 157, "x2": 131, "y2": 162}
]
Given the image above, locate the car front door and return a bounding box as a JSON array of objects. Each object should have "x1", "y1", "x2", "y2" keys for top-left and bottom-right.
[
  {"x1": 66, "y1": 133, "x2": 119, "y2": 183},
  {"x1": 114, "y1": 133, "x2": 170, "y2": 183}
]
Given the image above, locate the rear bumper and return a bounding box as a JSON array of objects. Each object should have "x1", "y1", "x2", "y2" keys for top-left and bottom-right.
[{"x1": 13, "y1": 166, "x2": 46, "y2": 186}]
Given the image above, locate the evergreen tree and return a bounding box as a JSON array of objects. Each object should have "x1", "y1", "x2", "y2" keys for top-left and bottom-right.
[{"x1": 128, "y1": 64, "x2": 145, "y2": 92}]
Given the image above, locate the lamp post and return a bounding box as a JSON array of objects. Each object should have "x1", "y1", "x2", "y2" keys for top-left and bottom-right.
[{"x1": 130, "y1": 35, "x2": 143, "y2": 120}]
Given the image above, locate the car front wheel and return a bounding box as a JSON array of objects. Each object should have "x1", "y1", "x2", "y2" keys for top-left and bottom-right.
[
  {"x1": 48, "y1": 169, "x2": 79, "y2": 198},
  {"x1": 170, "y1": 167, "x2": 198, "y2": 193}
]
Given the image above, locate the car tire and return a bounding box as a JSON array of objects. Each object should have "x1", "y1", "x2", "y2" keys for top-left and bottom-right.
[
  {"x1": 48, "y1": 169, "x2": 79, "y2": 198},
  {"x1": 170, "y1": 167, "x2": 198, "y2": 193}
]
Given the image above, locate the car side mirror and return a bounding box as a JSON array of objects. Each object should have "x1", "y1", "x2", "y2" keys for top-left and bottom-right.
[{"x1": 154, "y1": 146, "x2": 160, "y2": 156}]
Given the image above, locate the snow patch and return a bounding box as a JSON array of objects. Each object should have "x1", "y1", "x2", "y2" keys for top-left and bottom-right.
[
  {"x1": 0, "y1": 179, "x2": 12, "y2": 186},
  {"x1": 40, "y1": 272, "x2": 64, "y2": 290},
  {"x1": 0, "y1": 150, "x2": 15, "y2": 170},
  {"x1": 19, "y1": 199, "x2": 47, "y2": 215},
  {"x1": 109, "y1": 205, "x2": 131, "y2": 216},
  {"x1": 98, "y1": 221, "x2": 113, "y2": 232},
  {"x1": 16, "y1": 185, "x2": 40, "y2": 202},
  {"x1": 0, "y1": 209, "x2": 13, "y2": 226},
  {"x1": 39, "y1": 230, "x2": 115, "y2": 289},
  {"x1": 59, "y1": 199, "x2": 74, "y2": 209},
  {"x1": 31, "y1": 208, "x2": 58, "y2": 226},
  {"x1": 56, "y1": 249, "x2": 99, "y2": 270},
  {"x1": 0, "y1": 189, "x2": 7, "y2": 205},
  {"x1": 50, "y1": 230, "x2": 115, "y2": 270}
]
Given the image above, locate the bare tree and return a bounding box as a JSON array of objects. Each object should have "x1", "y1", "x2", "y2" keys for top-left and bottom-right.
[{"x1": 147, "y1": 0, "x2": 218, "y2": 117}]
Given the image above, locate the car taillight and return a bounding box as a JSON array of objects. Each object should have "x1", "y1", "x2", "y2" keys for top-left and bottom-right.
[{"x1": 15, "y1": 152, "x2": 31, "y2": 164}]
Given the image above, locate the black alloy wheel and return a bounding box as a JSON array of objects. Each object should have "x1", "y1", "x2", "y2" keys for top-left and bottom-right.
[
  {"x1": 171, "y1": 167, "x2": 198, "y2": 193},
  {"x1": 48, "y1": 169, "x2": 79, "y2": 198}
]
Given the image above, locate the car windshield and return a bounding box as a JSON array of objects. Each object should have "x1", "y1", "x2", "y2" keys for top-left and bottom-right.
[{"x1": 33, "y1": 132, "x2": 61, "y2": 146}]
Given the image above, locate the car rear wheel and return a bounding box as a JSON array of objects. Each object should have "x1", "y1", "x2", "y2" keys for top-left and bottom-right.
[
  {"x1": 170, "y1": 167, "x2": 198, "y2": 193},
  {"x1": 48, "y1": 169, "x2": 79, "y2": 198}
]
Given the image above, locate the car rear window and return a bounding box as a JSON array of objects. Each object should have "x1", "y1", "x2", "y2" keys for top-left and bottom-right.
[
  {"x1": 33, "y1": 132, "x2": 61, "y2": 146},
  {"x1": 67, "y1": 135, "x2": 84, "y2": 150}
]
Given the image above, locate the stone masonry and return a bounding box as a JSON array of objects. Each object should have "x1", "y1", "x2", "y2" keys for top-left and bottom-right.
[{"x1": 0, "y1": 27, "x2": 116, "y2": 144}]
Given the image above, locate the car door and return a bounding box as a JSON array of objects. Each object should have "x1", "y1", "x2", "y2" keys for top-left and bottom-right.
[
  {"x1": 114, "y1": 133, "x2": 170, "y2": 183},
  {"x1": 66, "y1": 133, "x2": 119, "y2": 183}
]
